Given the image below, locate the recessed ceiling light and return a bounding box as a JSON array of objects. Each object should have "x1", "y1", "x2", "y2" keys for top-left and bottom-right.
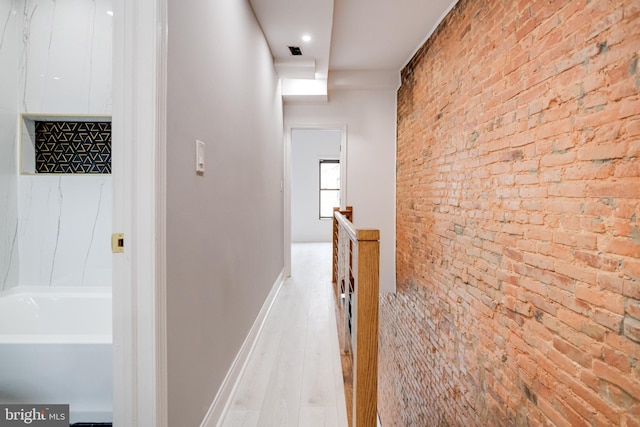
[
  {"x1": 106, "y1": 10, "x2": 113, "y2": 16},
  {"x1": 302, "y1": 34, "x2": 311, "y2": 43}
]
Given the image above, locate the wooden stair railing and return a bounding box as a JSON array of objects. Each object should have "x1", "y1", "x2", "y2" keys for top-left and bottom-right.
[{"x1": 332, "y1": 206, "x2": 380, "y2": 427}]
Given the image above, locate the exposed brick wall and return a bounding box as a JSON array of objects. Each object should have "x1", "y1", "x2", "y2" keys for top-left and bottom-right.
[{"x1": 381, "y1": 0, "x2": 640, "y2": 426}]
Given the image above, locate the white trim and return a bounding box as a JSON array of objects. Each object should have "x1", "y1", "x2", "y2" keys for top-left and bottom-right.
[
  {"x1": 154, "y1": 0, "x2": 169, "y2": 424},
  {"x1": 112, "y1": 0, "x2": 167, "y2": 425},
  {"x1": 339, "y1": 125, "x2": 348, "y2": 208},
  {"x1": 284, "y1": 125, "x2": 348, "y2": 273},
  {"x1": 284, "y1": 131, "x2": 292, "y2": 277},
  {"x1": 198, "y1": 270, "x2": 286, "y2": 427}
]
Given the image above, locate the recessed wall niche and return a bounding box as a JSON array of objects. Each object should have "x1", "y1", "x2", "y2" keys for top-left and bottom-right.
[{"x1": 20, "y1": 114, "x2": 112, "y2": 175}]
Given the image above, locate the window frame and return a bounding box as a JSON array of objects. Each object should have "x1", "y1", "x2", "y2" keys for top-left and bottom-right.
[{"x1": 318, "y1": 158, "x2": 340, "y2": 219}]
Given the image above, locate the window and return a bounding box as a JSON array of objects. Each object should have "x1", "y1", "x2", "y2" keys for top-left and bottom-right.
[{"x1": 319, "y1": 159, "x2": 340, "y2": 219}]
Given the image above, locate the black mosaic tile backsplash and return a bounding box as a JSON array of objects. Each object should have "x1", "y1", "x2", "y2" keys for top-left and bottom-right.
[{"x1": 35, "y1": 121, "x2": 112, "y2": 174}]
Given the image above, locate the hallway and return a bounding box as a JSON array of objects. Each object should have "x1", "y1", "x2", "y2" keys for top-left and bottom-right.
[{"x1": 221, "y1": 243, "x2": 349, "y2": 427}]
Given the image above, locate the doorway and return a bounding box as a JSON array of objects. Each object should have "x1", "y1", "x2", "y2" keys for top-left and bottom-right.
[{"x1": 284, "y1": 126, "x2": 347, "y2": 276}]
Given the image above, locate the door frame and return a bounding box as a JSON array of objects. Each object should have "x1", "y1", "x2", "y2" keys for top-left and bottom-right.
[
  {"x1": 112, "y1": 0, "x2": 167, "y2": 425},
  {"x1": 284, "y1": 125, "x2": 347, "y2": 275}
]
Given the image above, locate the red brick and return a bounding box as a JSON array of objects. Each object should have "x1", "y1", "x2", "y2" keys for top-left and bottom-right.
[
  {"x1": 593, "y1": 359, "x2": 640, "y2": 398},
  {"x1": 580, "y1": 217, "x2": 608, "y2": 234},
  {"x1": 538, "y1": 396, "x2": 573, "y2": 427},
  {"x1": 546, "y1": 198, "x2": 584, "y2": 214},
  {"x1": 624, "y1": 259, "x2": 640, "y2": 281},
  {"x1": 623, "y1": 414, "x2": 640, "y2": 427},
  {"x1": 554, "y1": 394, "x2": 593, "y2": 427},
  {"x1": 575, "y1": 282, "x2": 625, "y2": 314},
  {"x1": 628, "y1": 140, "x2": 640, "y2": 157},
  {"x1": 588, "y1": 180, "x2": 640, "y2": 199},
  {"x1": 577, "y1": 142, "x2": 629, "y2": 161},
  {"x1": 582, "y1": 199, "x2": 615, "y2": 217},
  {"x1": 598, "y1": 235, "x2": 640, "y2": 258},
  {"x1": 549, "y1": 182, "x2": 587, "y2": 198},
  {"x1": 538, "y1": 242, "x2": 573, "y2": 261},
  {"x1": 554, "y1": 230, "x2": 597, "y2": 250},
  {"x1": 601, "y1": 345, "x2": 632, "y2": 374},
  {"x1": 523, "y1": 252, "x2": 555, "y2": 271},
  {"x1": 575, "y1": 370, "x2": 624, "y2": 424},
  {"x1": 614, "y1": 161, "x2": 640, "y2": 178},
  {"x1": 553, "y1": 336, "x2": 592, "y2": 368},
  {"x1": 624, "y1": 317, "x2": 640, "y2": 344},
  {"x1": 540, "y1": 151, "x2": 576, "y2": 167},
  {"x1": 590, "y1": 307, "x2": 624, "y2": 332},
  {"x1": 563, "y1": 161, "x2": 616, "y2": 180},
  {"x1": 599, "y1": 381, "x2": 637, "y2": 411},
  {"x1": 389, "y1": 0, "x2": 640, "y2": 425},
  {"x1": 574, "y1": 251, "x2": 622, "y2": 272},
  {"x1": 556, "y1": 307, "x2": 597, "y2": 337},
  {"x1": 627, "y1": 298, "x2": 640, "y2": 321},
  {"x1": 605, "y1": 332, "x2": 640, "y2": 357},
  {"x1": 551, "y1": 289, "x2": 589, "y2": 318},
  {"x1": 626, "y1": 119, "x2": 640, "y2": 137},
  {"x1": 555, "y1": 261, "x2": 597, "y2": 284},
  {"x1": 596, "y1": 272, "x2": 625, "y2": 293}
]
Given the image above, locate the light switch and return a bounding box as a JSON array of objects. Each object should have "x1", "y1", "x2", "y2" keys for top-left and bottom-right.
[{"x1": 196, "y1": 140, "x2": 205, "y2": 174}]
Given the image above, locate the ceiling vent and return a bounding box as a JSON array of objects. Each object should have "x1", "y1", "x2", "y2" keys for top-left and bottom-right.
[{"x1": 288, "y1": 46, "x2": 303, "y2": 56}]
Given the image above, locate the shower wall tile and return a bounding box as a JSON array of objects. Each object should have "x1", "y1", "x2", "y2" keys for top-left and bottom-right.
[
  {"x1": 18, "y1": 176, "x2": 112, "y2": 287},
  {"x1": 18, "y1": 0, "x2": 113, "y2": 114},
  {"x1": 0, "y1": 2, "x2": 18, "y2": 112},
  {"x1": 0, "y1": 113, "x2": 19, "y2": 292},
  {"x1": 15, "y1": 0, "x2": 113, "y2": 287},
  {"x1": 0, "y1": 1, "x2": 19, "y2": 291}
]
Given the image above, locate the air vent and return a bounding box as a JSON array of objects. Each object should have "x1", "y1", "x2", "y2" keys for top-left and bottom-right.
[{"x1": 288, "y1": 46, "x2": 303, "y2": 56}]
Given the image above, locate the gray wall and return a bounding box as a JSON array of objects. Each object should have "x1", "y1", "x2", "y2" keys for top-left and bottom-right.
[
  {"x1": 166, "y1": 1, "x2": 284, "y2": 425},
  {"x1": 291, "y1": 129, "x2": 341, "y2": 242}
]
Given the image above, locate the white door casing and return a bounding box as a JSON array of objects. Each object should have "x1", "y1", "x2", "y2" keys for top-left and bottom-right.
[
  {"x1": 112, "y1": 0, "x2": 167, "y2": 425},
  {"x1": 284, "y1": 125, "x2": 347, "y2": 275}
]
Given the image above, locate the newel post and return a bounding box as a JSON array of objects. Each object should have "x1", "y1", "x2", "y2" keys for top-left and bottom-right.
[{"x1": 352, "y1": 228, "x2": 379, "y2": 427}]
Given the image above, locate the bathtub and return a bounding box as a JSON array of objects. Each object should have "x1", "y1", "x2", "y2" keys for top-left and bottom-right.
[{"x1": 0, "y1": 286, "x2": 112, "y2": 424}]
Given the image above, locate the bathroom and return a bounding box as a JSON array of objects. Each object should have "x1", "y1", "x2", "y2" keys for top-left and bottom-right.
[{"x1": 0, "y1": 0, "x2": 114, "y2": 423}]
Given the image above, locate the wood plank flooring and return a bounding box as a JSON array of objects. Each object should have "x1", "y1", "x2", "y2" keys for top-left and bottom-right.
[{"x1": 220, "y1": 243, "x2": 349, "y2": 427}]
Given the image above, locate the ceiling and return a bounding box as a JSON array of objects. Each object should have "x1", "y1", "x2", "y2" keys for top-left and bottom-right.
[{"x1": 249, "y1": 0, "x2": 459, "y2": 101}]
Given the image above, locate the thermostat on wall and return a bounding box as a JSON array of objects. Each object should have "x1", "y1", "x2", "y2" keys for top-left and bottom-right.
[{"x1": 196, "y1": 139, "x2": 205, "y2": 174}]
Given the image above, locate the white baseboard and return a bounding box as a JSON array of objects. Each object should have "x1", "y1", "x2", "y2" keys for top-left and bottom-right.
[{"x1": 199, "y1": 268, "x2": 286, "y2": 427}]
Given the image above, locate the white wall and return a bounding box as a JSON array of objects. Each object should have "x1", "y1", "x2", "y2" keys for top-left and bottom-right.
[
  {"x1": 285, "y1": 90, "x2": 397, "y2": 293},
  {"x1": 165, "y1": 1, "x2": 284, "y2": 425},
  {"x1": 0, "y1": 1, "x2": 19, "y2": 291},
  {"x1": 291, "y1": 129, "x2": 341, "y2": 242},
  {"x1": 12, "y1": 0, "x2": 113, "y2": 288}
]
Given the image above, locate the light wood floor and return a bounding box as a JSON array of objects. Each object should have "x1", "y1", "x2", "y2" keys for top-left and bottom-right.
[{"x1": 220, "y1": 242, "x2": 349, "y2": 427}]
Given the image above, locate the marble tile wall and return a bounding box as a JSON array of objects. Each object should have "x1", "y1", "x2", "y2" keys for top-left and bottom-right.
[
  {"x1": 18, "y1": 0, "x2": 113, "y2": 114},
  {"x1": 4, "y1": 0, "x2": 113, "y2": 289},
  {"x1": 0, "y1": 1, "x2": 19, "y2": 291},
  {"x1": 18, "y1": 176, "x2": 112, "y2": 286}
]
